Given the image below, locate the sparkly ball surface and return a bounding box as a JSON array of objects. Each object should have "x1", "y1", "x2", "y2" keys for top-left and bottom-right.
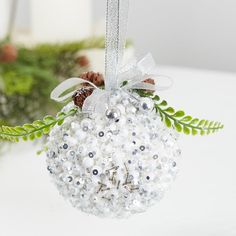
[{"x1": 46, "y1": 90, "x2": 181, "y2": 218}]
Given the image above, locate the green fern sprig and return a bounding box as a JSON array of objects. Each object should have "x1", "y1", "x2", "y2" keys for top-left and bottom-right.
[
  {"x1": 137, "y1": 91, "x2": 224, "y2": 135},
  {"x1": 0, "y1": 109, "x2": 77, "y2": 142}
]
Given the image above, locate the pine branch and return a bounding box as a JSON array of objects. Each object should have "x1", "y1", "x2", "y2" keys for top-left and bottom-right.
[
  {"x1": 0, "y1": 109, "x2": 77, "y2": 142},
  {"x1": 137, "y1": 91, "x2": 224, "y2": 135}
]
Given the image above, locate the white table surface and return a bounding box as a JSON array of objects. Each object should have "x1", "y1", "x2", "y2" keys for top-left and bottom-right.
[{"x1": 0, "y1": 66, "x2": 235, "y2": 236}]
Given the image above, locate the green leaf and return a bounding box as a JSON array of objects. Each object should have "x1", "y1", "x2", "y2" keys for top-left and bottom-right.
[
  {"x1": 181, "y1": 116, "x2": 192, "y2": 122},
  {"x1": 198, "y1": 120, "x2": 206, "y2": 127},
  {"x1": 173, "y1": 111, "x2": 185, "y2": 118},
  {"x1": 183, "y1": 126, "x2": 190, "y2": 135},
  {"x1": 164, "y1": 107, "x2": 175, "y2": 114},
  {"x1": 144, "y1": 92, "x2": 154, "y2": 97},
  {"x1": 15, "y1": 126, "x2": 26, "y2": 133},
  {"x1": 153, "y1": 95, "x2": 160, "y2": 101},
  {"x1": 23, "y1": 124, "x2": 36, "y2": 131},
  {"x1": 29, "y1": 133, "x2": 35, "y2": 141},
  {"x1": 33, "y1": 120, "x2": 45, "y2": 127},
  {"x1": 192, "y1": 128, "x2": 198, "y2": 136},
  {"x1": 36, "y1": 130, "x2": 43, "y2": 138},
  {"x1": 159, "y1": 100, "x2": 168, "y2": 106},
  {"x1": 204, "y1": 120, "x2": 209, "y2": 127},
  {"x1": 43, "y1": 126, "x2": 51, "y2": 134},
  {"x1": 159, "y1": 110, "x2": 164, "y2": 121},
  {"x1": 209, "y1": 121, "x2": 214, "y2": 128},
  {"x1": 57, "y1": 119, "x2": 64, "y2": 126},
  {"x1": 190, "y1": 118, "x2": 199, "y2": 125},
  {"x1": 57, "y1": 112, "x2": 66, "y2": 118},
  {"x1": 165, "y1": 117, "x2": 172, "y2": 128},
  {"x1": 174, "y1": 122, "x2": 182, "y2": 132},
  {"x1": 122, "y1": 81, "x2": 128, "y2": 87},
  {"x1": 43, "y1": 115, "x2": 56, "y2": 124}
]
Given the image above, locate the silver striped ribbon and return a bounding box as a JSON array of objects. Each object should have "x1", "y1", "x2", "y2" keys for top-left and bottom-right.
[{"x1": 105, "y1": 0, "x2": 129, "y2": 90}]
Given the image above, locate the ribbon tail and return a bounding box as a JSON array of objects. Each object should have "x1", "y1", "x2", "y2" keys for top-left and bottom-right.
[{"x1": 82, "y1": 89, "x2": 108, "y2": 114}]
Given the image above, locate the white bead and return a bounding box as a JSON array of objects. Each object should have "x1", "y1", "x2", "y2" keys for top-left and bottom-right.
[
  {"x1": 139, "y1": 97, "x2": 154, "y2": 112},
  {"x1": 106, "y1": 108, "x2": 121, "y2": 120},
  {"x1": 63, "y1": 161, "x2": 73, "y2": 171},
  {"x1": 116, "y1": 104, "x2": 126, "y2": 114},
  {"x1": 75, "y1": 130, "x2": 87, "y2": 141},
  {"x1": 82, "y1": 157, "x2": 94, "y2": 168},
  {"x1": 126, "y1": 105, "x2": 137, "y2": 114}
]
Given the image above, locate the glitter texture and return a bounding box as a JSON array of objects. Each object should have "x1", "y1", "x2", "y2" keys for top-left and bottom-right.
[{"x1": 46, "y1": 90, "x2": 181, "y2": 218}]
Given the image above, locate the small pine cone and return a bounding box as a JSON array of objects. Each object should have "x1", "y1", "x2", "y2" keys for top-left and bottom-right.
[
  {"x1": 80, "y1": 71, "x2": 104, "y2": 87},
  {"x1": 0, "y1": 43, "x2": 18, "y2": 63},
  {"x1": 75, "y1": 55, "x2": 90, "y2": 67},
  {"x1": 143, "y1": 78, "x2": 155, "y2": 85},
  {"x1": 143, "y1": 78, "x2": 155, "y2": 92},
  {"x1": 72, "y1": 87, "x2": 94, "y2": 108}
]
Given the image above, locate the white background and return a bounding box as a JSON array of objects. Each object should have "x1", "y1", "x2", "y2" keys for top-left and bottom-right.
[
  {"x1": 0, "y1": 0, "x2": 92, "y2": 43},
  {"x1": 0, "y1": 66, "x2": 235, "y2": 236},
  {"x1": 92, "y1": 0, "x2": 236, "y2": 72},
  {"x1": 2, "y1": 0, "x2": 236, "y2": 71}
]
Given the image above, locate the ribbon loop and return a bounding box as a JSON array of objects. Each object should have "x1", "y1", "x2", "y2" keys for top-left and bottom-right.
[
  {"x1": 50, "y1": 78, "x2": 98, "y2": 103},
  {"x1": 105, "y1": 0, "x2": 129, "y2": 90}
]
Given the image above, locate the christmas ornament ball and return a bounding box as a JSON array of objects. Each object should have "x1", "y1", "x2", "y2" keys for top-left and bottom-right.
[{"x1": 46, "y1": 90, "x2": 181, "y2": 218}]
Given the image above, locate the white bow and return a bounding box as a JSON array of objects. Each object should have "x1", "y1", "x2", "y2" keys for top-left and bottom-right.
[{"x1": 50, "y1": 53, "x2": 172, "y2": 114}]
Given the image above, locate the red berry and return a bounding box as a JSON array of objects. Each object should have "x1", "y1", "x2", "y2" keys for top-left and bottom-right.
[{"x1": 0, "y1": 43, "x2": 18, "y2": 63}]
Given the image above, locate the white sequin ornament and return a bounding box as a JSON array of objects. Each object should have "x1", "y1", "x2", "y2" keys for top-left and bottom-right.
[{"x1": 46, "y1": 90, "x2": 181, "y2": 218}]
